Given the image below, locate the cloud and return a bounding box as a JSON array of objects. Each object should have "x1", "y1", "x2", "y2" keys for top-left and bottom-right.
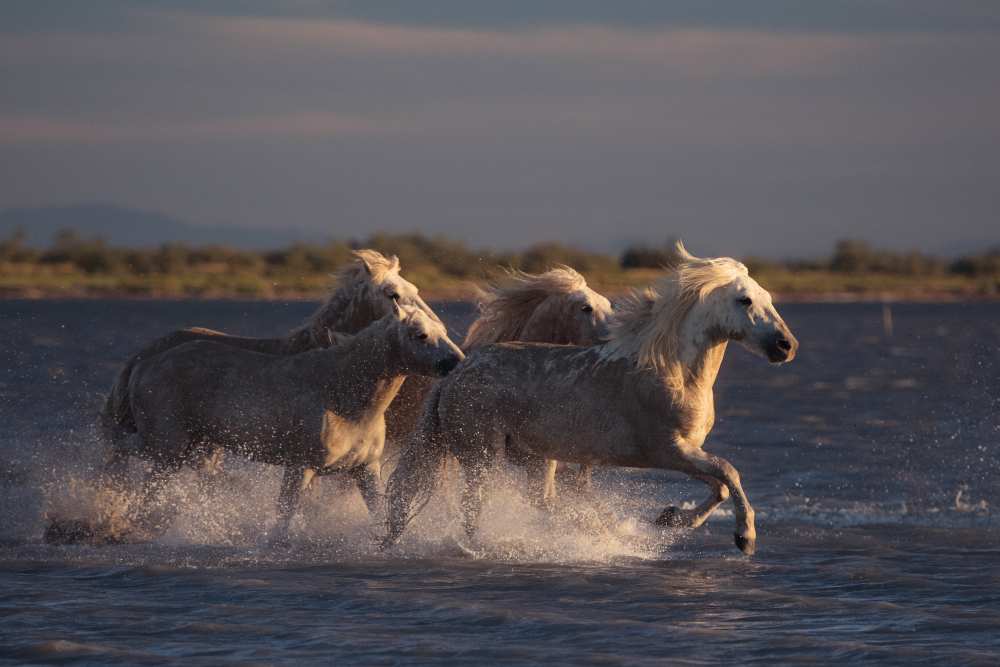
[
  {"x1": 204, "y1": 15, "x2": 873, "y2": 76},
  {"x1": 0, "y1": 112, "x2": 384, "y2": 144},
  {"x1": 7, "y1": 11, "x2": 997, "y2": 147},
  {"x1": 1, "y1": 3, "x2": 998, "y2": 254}
]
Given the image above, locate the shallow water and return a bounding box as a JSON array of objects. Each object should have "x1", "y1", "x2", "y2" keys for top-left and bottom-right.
[{"x1": 1, "y1": 300, "x2": 998, "y2": 664}]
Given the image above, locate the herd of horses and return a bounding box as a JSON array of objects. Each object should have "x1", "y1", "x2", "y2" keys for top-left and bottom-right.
[{"x1": 54, "y1": 242, "x2": 798, "y2": 556}]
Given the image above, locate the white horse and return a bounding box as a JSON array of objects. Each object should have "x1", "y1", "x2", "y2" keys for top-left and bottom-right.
[
  {"x1": 383, "y1": 266, "x2": 612, "y2": 502},
  {"x1": 384, "y1": 242, "x2": 798, "y2": 555},
  {"x1": 99, "y1": 249, "x2": 439, "y2": 510},
  {"x1": 123, "y1": 304, "x2": 463, "y2": 543}
]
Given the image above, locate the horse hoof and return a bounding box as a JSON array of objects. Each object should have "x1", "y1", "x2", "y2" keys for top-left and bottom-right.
[
  {"x1": 655, "y1": 506, "x2": 683, "y2": 527},
  {"x1": 734, "y1": 533, "x2": 756, "y2": 556}
]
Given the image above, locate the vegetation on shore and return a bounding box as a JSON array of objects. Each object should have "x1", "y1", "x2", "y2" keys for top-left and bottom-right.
[{"x1": 0, "y1": 229, "x2": 997, "y2": 300}]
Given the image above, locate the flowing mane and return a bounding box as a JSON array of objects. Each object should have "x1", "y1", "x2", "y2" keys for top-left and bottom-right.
[
  {"x1": 463, "y1": 266, "x2": 590, "y2": 348},
  {"x1": 600, "y1": 242, "x2": 748, "y2": 391},
  {"x1": 286, "y1": 249, "x2": 402, "y2": 350}
]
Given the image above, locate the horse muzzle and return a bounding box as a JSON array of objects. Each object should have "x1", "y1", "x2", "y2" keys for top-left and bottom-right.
[{"x1": 765, "y1": 331, "x2": 798, "y2": 363}]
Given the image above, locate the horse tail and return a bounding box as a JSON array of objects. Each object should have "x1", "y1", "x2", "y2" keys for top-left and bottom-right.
[
  {"x1": 98, "y1": 327, "x2": 230, "y2": 447},
  {"x1": 382, "y1": 381, "x2": 450, "y2": 549},
  {"x1": 99, "y1": 355, "x2": 139, "y2": 442}
]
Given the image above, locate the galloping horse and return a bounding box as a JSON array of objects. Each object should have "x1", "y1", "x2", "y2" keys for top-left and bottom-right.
[
  {"x1": 125, "y1": 304, "x2": 463, "y2": 543},
  {"x1": 100, "y1": 250, "x2": 440, "y2": 511},
  {"x1": 384, "y1": 243, "x2": 798, "y2": 555},
  {"x1": 382, "y1": 266, "x2": 612, "y2": 502}
]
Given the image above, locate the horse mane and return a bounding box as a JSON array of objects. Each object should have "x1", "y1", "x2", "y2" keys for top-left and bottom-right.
[
  {"x1": 600, "y1": 241, "x2": 748, "y2": 391},
  {"x1": 285, "y1": 249, "x2": 401, "y2": 350},
  {"x1": 337, "y1": 249, "x2": 401, "y2": 285},
  {"x1": 463, "y1": 265, "x2": 589, "y2": 348}
]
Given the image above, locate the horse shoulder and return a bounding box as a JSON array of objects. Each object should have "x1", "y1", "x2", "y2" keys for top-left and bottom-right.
[{"x1": 319, "y1": 409, "x2": 386, "y2": 468}]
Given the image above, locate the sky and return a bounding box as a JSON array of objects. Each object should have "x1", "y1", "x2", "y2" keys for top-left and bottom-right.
[{"x1": 1, "y1": 1, "x2": 998, "y2": 257}]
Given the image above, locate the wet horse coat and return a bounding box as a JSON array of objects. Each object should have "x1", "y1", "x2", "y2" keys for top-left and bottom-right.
[
  {"x1": 381, "y1": 266, "x2": 612, "y2": 500},
  {"x1": 384, "y1": 242, "x2": 799, "y2": 555},
  {"x1": 126, "y1": 305, "x2": 464, "y2": 541}
]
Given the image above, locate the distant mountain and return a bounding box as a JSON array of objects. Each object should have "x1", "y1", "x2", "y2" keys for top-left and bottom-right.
[{"x1": 0, "y1": 204, "x2": 312, "y2": 249}]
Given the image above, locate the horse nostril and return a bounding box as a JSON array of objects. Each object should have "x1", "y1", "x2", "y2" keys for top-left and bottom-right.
[{"x1": 776, "y1": 338, "x2": 792, "y2": 351}]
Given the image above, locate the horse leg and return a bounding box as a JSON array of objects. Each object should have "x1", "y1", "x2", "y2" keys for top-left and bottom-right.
[
  {"x1": 541, "y1": 459, "x2": 558, "y2": 505},
  {"x1": 459, "y1": 463, "x2": 488, "y2": 541},
  {"x1": 456, "y1": 444, "x2": 495, "y2": 542},
  {"x1": 272, "y1": 465, "x2": 315, "y2": 546},
  {"x1": 574, "y1": 464, "x2": 594, "y2": 495},
  {"x1": 655, "y1": 475, "x2": 730, "y2": 529},
  {"x1": 670, "y1": 449, "x2": 756, "y2": 555},
  {"x1": 348, "y1": 463, "x2": 383, "y2": 518},
  {"x1": 194, "y1": 446, "x2": 225, "y2": 500},
  {"x1": 523, "y1": 457, "x2": 556, "y2": 509},
  {"x1": 128, "y1": 459, "x2": 182, "y2": 539},
  {"x1": 102, "y1": 445, "x2": 131, "y2": 494}
]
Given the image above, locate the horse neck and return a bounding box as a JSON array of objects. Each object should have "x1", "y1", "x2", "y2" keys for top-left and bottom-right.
[
  {"x1": 682, "y1": 340, "x2": 728, "y2": 393},
  {"x1": 330, "y1": 284, "x2": 383, "y2": 333},
  {"x1": 319, "y1": 326, "x2": 407, "y2": 420},
  {"x1": 291, "y1": 282, "x2": 382, "y2": 347},
  {"x1": 519, "y1": 305, "x2": 573, "y2": 344},
  {"x1": 675, "y1": 324, "x2": 729, "y2": 407}
]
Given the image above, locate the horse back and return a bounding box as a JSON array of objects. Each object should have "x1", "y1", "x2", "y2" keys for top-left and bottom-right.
[
  {"x1": 101, "y1": 328, "x2": 293, "y2": 433},
  {"x1": 437, "y1": 344, "x2": 677, "y2": 466}
]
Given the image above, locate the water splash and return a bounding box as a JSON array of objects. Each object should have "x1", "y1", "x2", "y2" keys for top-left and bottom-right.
[{"x1": 31, "y1": 453, "x2": 678, "y2": 565}]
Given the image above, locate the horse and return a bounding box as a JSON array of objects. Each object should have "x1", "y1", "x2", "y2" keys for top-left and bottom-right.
[
  {"x1": 123, "y1": 304, "x2": 464, "y2": 543},
  {"x1": 381, "y1": 265, "x2": 613, "y2": 502},
  {"x1": 383, "y1": 242, "x2": 798, "y2": 555},
  {"x1": 99, "y1": 249, "x2": 440, "y2": 510}
]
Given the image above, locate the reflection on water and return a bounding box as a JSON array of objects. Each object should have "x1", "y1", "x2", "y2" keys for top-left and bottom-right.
[{"x1": 0, "y1": 300, "x2": 998, "y2": 663}]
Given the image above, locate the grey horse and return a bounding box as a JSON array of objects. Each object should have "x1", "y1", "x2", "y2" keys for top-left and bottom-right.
[
  {"x1": 381, "y1": 265, "x2": 612, "y2": 503},
  {"x1": 125, "y1": 304, "x2": 463, "y2": 543},
  {"x1": 384, "y1": 243, "x2": 798, "y2": 555},
  {"x1": 100, "y1": 249, "x2": 440, "y2": 512}
]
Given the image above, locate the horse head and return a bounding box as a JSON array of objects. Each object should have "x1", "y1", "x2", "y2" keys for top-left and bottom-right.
[
  {"x1": 670, "y1": 242, "x2": 798, "y2": 364},
  {"x1": 389, "y1": 303, "x2": 465, "y2": 378},
  {"x1": 302, "y1": 249, "x2": 443, "y2": 346},
  {"x1": 465, "y1": 266, "x2": 612, "y2": 348}
]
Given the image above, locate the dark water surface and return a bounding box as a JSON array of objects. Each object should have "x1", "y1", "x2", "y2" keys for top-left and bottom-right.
[{"x1": 1, "y1": 300, "x2": 998, "y2": 665}]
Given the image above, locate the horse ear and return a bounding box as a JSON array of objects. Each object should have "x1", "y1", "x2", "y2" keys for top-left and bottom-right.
[
  {"x1": 355, "y1": 252, "x2": 374, "y2": 275},
  {"x1": 662, "y1": 239, "x2": 697, "y2": 270},
  {"x1": 389, "y1": 255, "x2": 400, "y2": 272}
]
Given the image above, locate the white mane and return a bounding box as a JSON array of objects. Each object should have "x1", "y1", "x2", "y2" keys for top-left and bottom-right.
[
  {"x1": 287, "y1": 249, "x2": 402, "y2": 349},
  {"x1": 600, "y1": 242, "x2": 748, "y2": 391},
  {"x1": 463, "y1": 266, "x2": 590, "y2": 348}
]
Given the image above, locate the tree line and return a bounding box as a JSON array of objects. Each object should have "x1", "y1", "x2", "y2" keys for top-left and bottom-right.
[
  {"x1": 2, "y1": 228, "x2": 996, "y2": 278},
  {"x1": 0, "y1": 227, "x2": 998, "y2": 299}
]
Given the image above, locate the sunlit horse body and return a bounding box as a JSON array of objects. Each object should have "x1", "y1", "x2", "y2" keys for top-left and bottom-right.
[
  {"x1": 100, "y1": 249, "x2": 440, "y2": 507},
  {"x1": 124, "y1": 305, "x2": 463, "y2": 542},
  {"x1": 381, "y1": 266, "x2": 612, "y2": 500},
  {"x1": 384, "y1": 243, "x2": 798, "y2": 555}
]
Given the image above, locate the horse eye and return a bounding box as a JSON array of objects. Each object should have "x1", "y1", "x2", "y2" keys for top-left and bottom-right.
[
  {"x1": 417, "y1": 333, "x2": 429, "y2": 340},
  {"x1": 389, "y1": 293, "x2": 400, "y2": 301},
  {"x1": 581, "y1": 305, "x2": 594, "y2": 313},
  {"x1": 737, "y1": 296, "x2": 753, "y2": 307}
]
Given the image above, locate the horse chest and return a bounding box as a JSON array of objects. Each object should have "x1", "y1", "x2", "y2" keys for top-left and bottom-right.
[
  {"x1": 674, "y1": 393, "x2": 716, "y2": 448},
  {"x1": 318, "y1": 410, "x2": 385, "y2": 470}
]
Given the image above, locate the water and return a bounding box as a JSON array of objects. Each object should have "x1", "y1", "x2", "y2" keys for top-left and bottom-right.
[{"x1": 1, "y1": 299, "x2": 998, "y2": 664}]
